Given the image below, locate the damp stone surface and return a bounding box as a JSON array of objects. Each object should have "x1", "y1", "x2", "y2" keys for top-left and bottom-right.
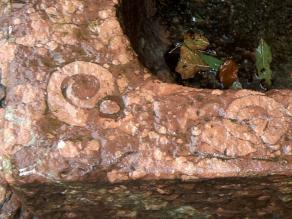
[{"x1": 0, "y1": 0, "x2": 292, "y2": 218}]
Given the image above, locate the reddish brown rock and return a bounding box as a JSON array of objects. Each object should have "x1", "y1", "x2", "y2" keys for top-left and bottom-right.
[
  {"x1": 0, "y1": 0, "x2": 291, "y2": 218},
  {"x1": 0, "y1": 185, "x2": 33, "y2": 219}
]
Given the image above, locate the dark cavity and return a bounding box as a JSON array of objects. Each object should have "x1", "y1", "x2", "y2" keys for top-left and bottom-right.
[{"x1": 118, "y1": 0, "x2": 292, "y2": 90}]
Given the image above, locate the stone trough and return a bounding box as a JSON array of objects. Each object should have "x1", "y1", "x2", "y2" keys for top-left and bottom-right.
[{"x1": 0, "y1": 0, "x2": 292, "y2": 218}]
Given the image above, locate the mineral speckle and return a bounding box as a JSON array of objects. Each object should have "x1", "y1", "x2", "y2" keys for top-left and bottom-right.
[{"x1": 0, "y1": 0, "x2": 291, "y2": 218}]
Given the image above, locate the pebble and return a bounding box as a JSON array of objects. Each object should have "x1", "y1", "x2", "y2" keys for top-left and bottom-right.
[{"x1": 99, "y1": 99, "x2": 121, "y2": 115}]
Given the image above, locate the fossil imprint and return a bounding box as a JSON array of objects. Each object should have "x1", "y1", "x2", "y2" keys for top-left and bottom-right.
[{"x1": 47, "y1": 61, "x2": 117, "y2": 126}]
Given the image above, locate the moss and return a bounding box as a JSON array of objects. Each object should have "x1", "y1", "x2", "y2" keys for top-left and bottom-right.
[
  {"x1": 87, "y1": 20, "x2": 100, "y2": 35},
  {"x1": 1, "y1": 157, "x2": 12, "y2": 174},
  {"x1": 4, "y1": 107, "x2": 27, "y2": 125}
]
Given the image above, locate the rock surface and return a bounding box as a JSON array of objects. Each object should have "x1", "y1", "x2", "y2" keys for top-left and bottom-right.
[{"x1": 0, "y1": 0, "x2": 291, "y2": 218}]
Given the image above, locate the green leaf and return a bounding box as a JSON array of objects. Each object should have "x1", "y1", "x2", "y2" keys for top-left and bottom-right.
[
  {"x1": 256, "y1": 39, "x2": 273, "y2": 86},
  {"x1": 199, "y1": 53, "x2": 224, "y2": 71}
]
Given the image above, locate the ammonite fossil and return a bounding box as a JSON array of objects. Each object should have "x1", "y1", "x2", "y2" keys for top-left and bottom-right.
[{"x1": 47, "y1": 61, "x2": 116, "y2": 126}]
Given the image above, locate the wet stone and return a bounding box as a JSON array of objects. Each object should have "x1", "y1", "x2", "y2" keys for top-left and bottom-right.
[
  {"x1": 1, "y1": 0, "x2": 292, "y2": 218},
  {"x1": 0, "y1": 185, "x2": 7, "y2": 205},
  {"x1": 99, "y1": 99, "x2": 121, "y2": 115},
  {"x1": 70, "y1": 74, "x2": 100, "y2": 100},
  {"x1": 0, "y1": 84, "x2": 6, "y2": 107}
]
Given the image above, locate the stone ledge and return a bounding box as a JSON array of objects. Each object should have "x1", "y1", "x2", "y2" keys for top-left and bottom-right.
[{"x1": 0, "y1": 0, "x2": 291, "y2": 218}]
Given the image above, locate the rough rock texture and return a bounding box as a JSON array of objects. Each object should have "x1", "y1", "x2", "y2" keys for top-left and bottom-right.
[{"x1": 0, "y1": 0, "x2": 292, "y2": 218}]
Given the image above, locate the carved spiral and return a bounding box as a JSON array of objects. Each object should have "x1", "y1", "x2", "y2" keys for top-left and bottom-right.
[
  {"x1": 47, "y1": 61, "x2": 116, "y2": 126},
  {"x1": 196, "y1": 91, "x2": 290, "y2": 157},
  {"x1": 225, "y1": 93, "x2": 289, "y2": 146}
]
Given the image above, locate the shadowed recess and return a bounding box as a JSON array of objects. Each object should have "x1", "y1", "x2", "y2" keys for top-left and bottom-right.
[{"x1": 118, "y1": 0, "x2": 292, "y2": 90}]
